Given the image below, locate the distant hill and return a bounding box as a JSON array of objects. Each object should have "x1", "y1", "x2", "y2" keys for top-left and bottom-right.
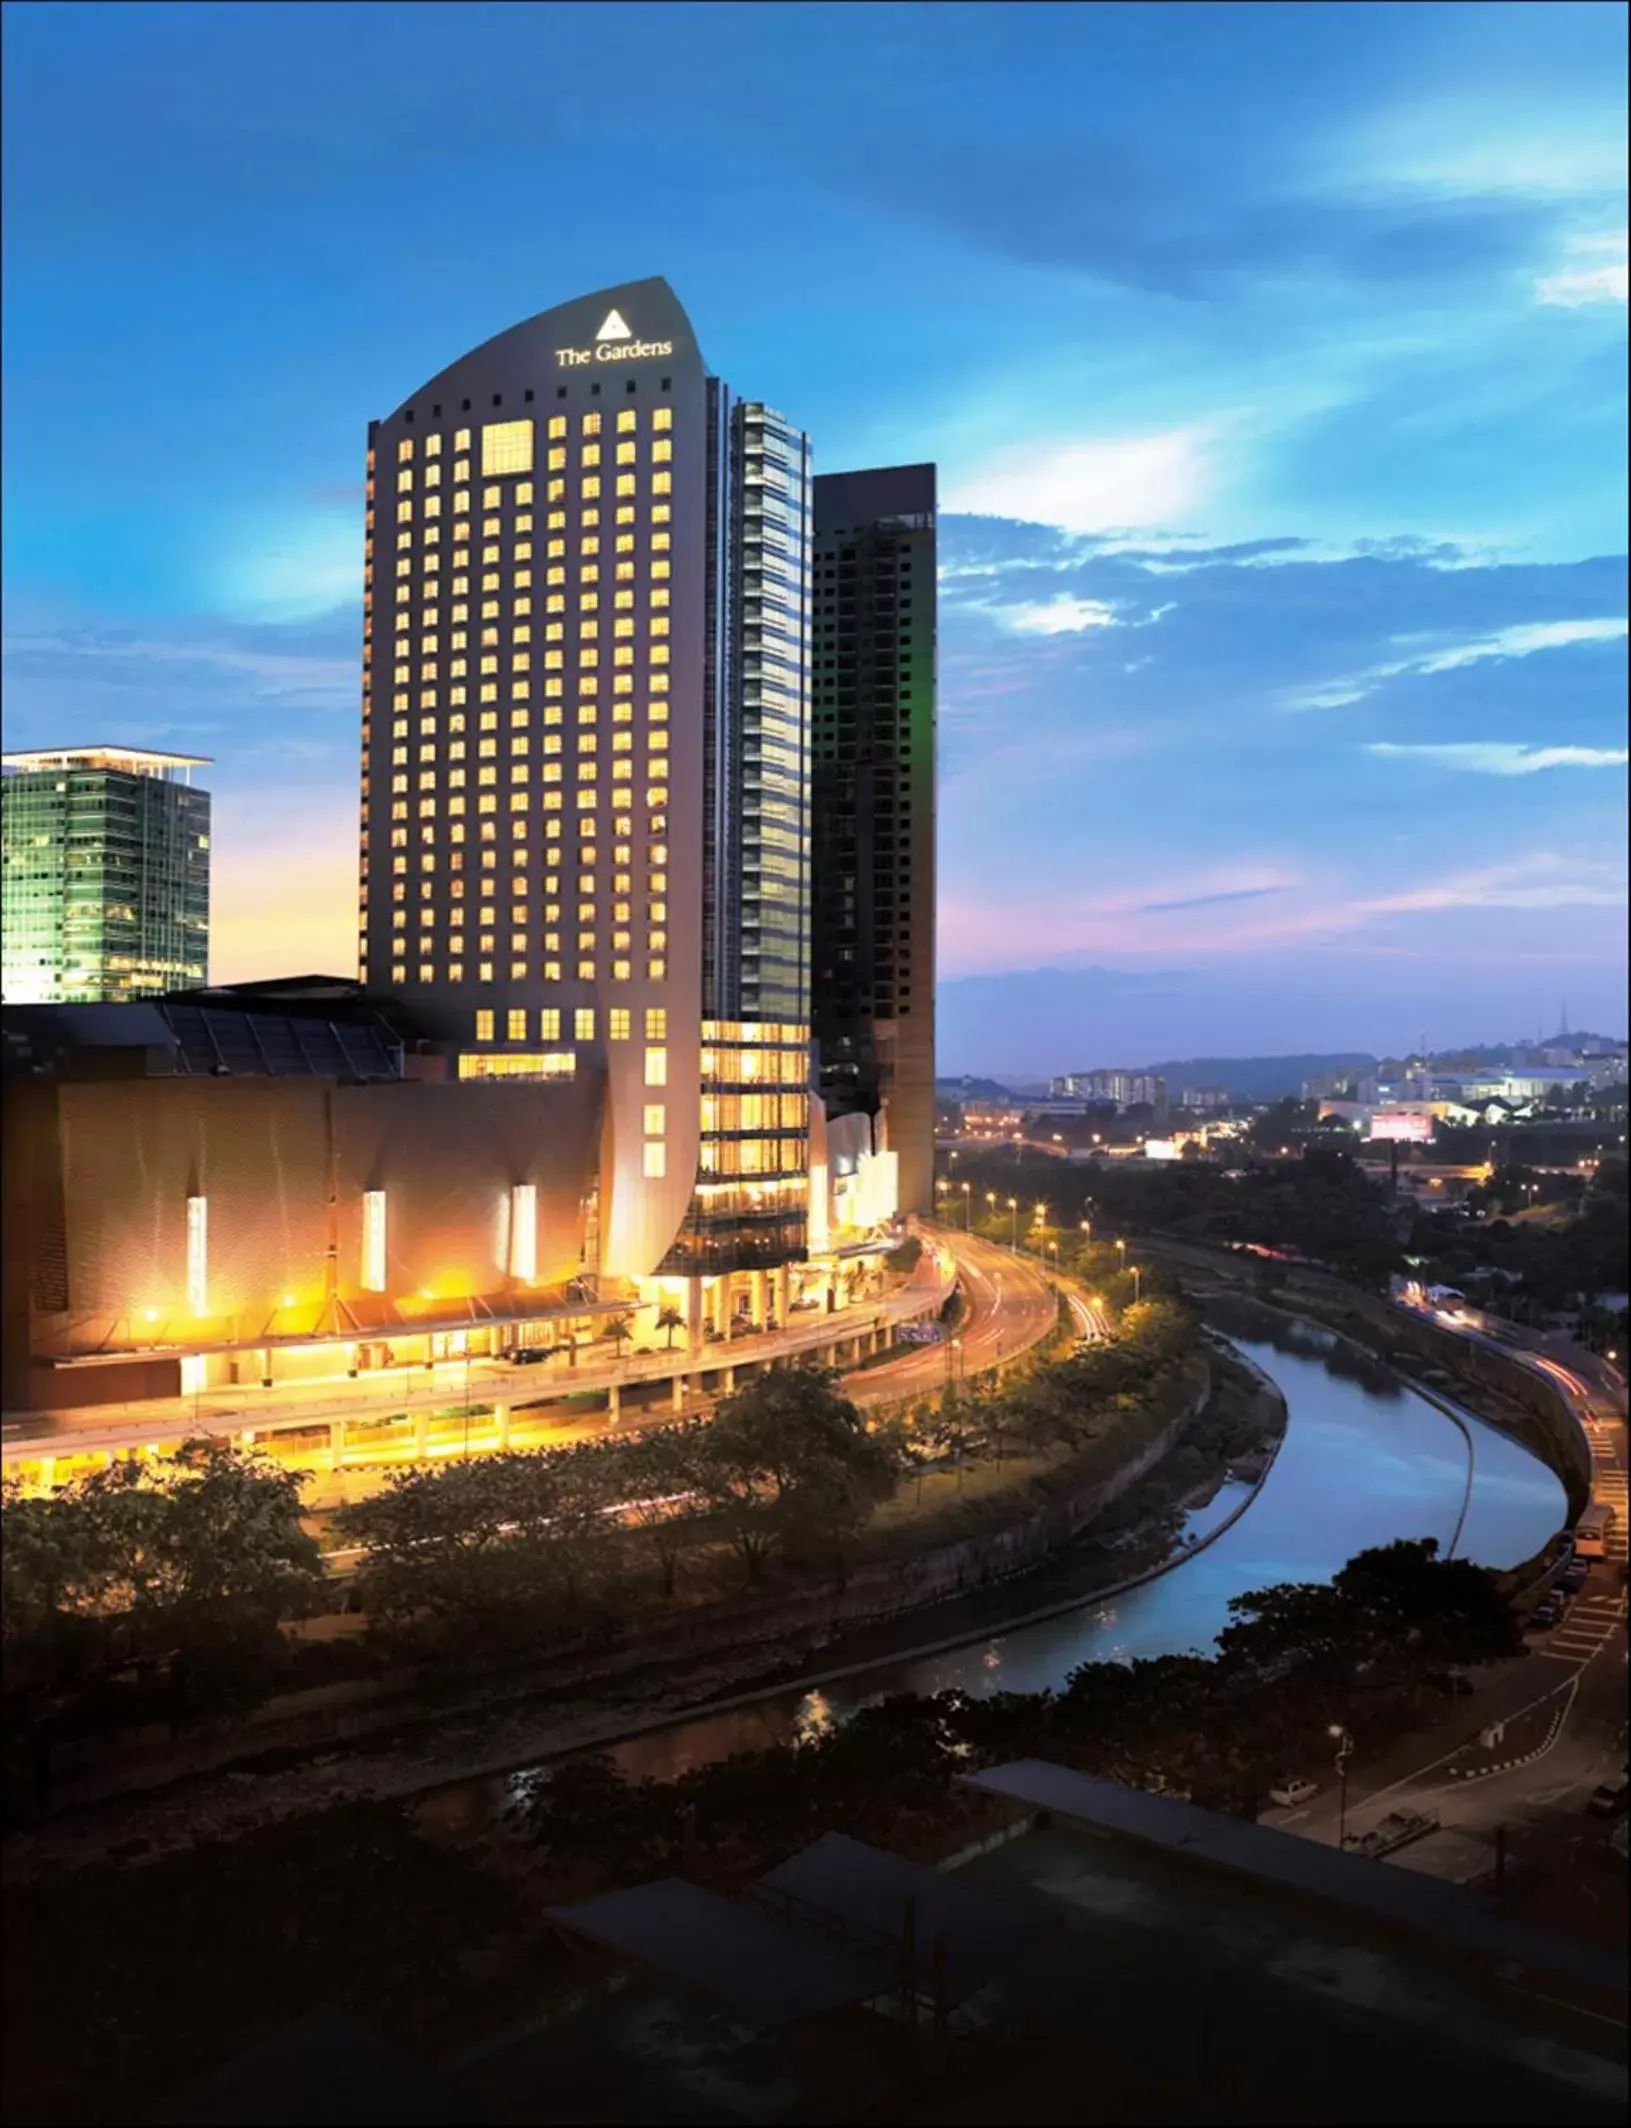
[
  {"x1": 935, "y1": 1075, "x2": 1015, "y2": 1101},
  {"x1": 1141, "y1": 1053, "x2": 1377, "y2": 1100}
]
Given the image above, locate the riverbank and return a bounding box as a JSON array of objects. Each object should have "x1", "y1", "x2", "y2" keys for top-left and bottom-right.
[{"x1": 1, "y1": 1337, "x2": 1279, "y2": 1879}]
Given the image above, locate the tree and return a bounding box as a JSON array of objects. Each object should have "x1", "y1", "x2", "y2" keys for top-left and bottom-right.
[
  {"x1": 597, "y1": 1311, "x2": 636, "y2": 1361},
  {"x1": 2, "y1": 1441, "x2": 322, "y2": 1728},
  {"x1": 655, "y1": 1302, "x2": 685, "y2": 1350},
  {"x1": 696, "y1": 1367, "x2": 899, "y2": 1579},
  {"x1": 614, "y1": 1422, "x2": 709, "y2": 1597}
]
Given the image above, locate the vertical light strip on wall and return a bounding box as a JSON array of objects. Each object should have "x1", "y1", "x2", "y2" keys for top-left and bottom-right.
[
  {"x1": 361, "y1": 1189, "x2": 387, "y2": 1291},
  {"x1": 185, "y1": 1194, "x2": 208, "y2": 1315},
  {"x1": 509, "y1": 1183, "x2": 537, "y2": 1281}
]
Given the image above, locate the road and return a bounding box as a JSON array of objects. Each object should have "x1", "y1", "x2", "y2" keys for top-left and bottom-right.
[
  {"x1": 1, "y1": 1240, "x2": 959, "y2": 1472},
  {"x1": 1260, "y1": 1324, "x2": 1628, "y2": 1904},
  {"x1": 849, "y1": 1227, "x2": 1056, "y2": 1407},
  {"x1": 4, "y1": 1227, "x2": 1060, "y2": 1510}
]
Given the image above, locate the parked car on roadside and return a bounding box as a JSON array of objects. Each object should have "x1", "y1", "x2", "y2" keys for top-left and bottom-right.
[
  {"x1": 1343, "y1": 1808, "x2": 1439, "y2": 1859},
  {"x1": 1269, "y1": 1777, "x2": 1319, "y2": 1808},
  {"x1": 1428, "y1": 1670, "x2": 1475, "y2": 1697}
]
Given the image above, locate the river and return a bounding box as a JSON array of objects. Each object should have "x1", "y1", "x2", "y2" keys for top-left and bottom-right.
[{"x1": 426, "y1": 1305, "x2": 1569, "y2": 1805}]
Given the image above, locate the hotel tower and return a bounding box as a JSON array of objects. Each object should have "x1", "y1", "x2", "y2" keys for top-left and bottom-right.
[{"x1": 358, "y1": 280, "x2": 814, "y2": 1286}]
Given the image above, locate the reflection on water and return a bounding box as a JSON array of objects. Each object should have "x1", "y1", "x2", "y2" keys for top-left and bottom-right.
[
  {"x1": 424, "y1": 1312, "x2": 1569, "y2": 1807},
  {"x1": 605, "y1": 1317, "x2": 1565, "y2": 1776}
]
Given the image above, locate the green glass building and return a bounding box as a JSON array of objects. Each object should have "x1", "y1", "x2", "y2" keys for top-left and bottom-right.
[{"x1": 1, "y1": 747, "x2": 211, "y2": 1004}]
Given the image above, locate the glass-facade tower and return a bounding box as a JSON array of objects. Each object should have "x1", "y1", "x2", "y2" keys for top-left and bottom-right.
[
  {"x1": 811, "y1": 466, "x2": 937, "y2": 1215},
  {"x1": 358, "y1": 280, "x2": 813, "y2": 1283},
  {"x1": 1, "y1": 747, "x2": 211, "y2": 1005}
]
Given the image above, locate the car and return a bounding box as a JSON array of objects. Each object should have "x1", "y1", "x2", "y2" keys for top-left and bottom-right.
[
  {"x1": 504, "y1": 1346, "x2": 551, "y2": 1366},
  {"x1": 1269, "y1": 1776, "x2": 1319, "y2": 1808},
  {"x1": 1528, "y1": 1600, "x2": 1563, "y2": 1631},
  {"x1": 1587, "y1": 1778, "x2": 1629, "y2": 1818},
  {"x1": 1428, "y1": 1670, "x2": 1475, "y2": 1698},
  {"x1": 1343, "y1": 1808, "x2": 1439, "y2": 1859}
]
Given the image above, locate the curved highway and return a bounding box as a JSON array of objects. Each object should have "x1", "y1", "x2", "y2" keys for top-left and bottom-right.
[{"x1": 849, "y1": 1227, "x2": 1057, "y2": 1409}]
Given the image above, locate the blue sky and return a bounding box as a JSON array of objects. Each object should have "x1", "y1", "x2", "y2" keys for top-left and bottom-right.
[{"x1": 4, "y1": 0, "x2": 1626, "y2": 1071}]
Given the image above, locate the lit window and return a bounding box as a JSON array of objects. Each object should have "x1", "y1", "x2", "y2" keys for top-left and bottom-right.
[
  {"x1": 582, "y1": 411, "x2": 602, "y2": 435},
  {"x1": 476, "y1": 1008, "x2": 495, "y2": 1041},
  {"x1": 645, "y1": 1007, "x2": 668, "y2": 1040},
  {"x1": 482, "y1": 420, "x2": 534, "y2": 475},
  {"x1": 540, "y1": 1008, "x2": 561, "y2": 1040},
  {"x1": 642, "y1": 1142, "x2": 667, "y2": 1178},
  {"x1": 617, "y1": 408, "x2": 637, "y2": 432},
  {"x1": 574, "y1": 1006, "x2": 595, "y2": 1041},
  {"x1": 652, "y1": 406, "x2": 672, "y2": 430},
  {"x1": 643, "y1": 1103, "x2": 666, "y2": 1136},
  {"x1": 651, "y1": 437, "x2": 672, "y2": 463},
  {"x1": 609, "y1": 1007, "x2": 630, "y2": 1040},
  {"x1": 645, "y1": 1045, "x2": 667, "y2": 1087}
]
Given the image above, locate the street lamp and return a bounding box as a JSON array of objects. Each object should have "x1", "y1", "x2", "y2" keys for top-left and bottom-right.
[
  {"x1": 1007, "y1": 1196, "x2": 1019, "y2": 1251},
  {"x1": 1329, "y1": 1724, "x2": 1354, "y2": 1847},
  {"x1": 960, "y1": 1181, "x2": 971, "y2": 1228},
  {"x1": 1130, "y1": 1264, "x2": 1142, "y2": 1305}
]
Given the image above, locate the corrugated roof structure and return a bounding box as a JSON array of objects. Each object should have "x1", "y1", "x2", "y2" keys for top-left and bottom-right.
[
  {"x1": 962, "y1": 1760, "x2": 1628, "y2": 1997},
  {"x1": 550, "y1": 1877, "x2": 897, "y2": 2024}
]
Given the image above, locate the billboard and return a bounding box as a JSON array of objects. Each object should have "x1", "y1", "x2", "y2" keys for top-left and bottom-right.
[{"x1": 1370, "y1": 1110, "x2": 1433, "y2": 1143}]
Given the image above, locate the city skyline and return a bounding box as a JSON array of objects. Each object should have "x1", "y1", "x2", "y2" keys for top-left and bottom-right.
[{"x1": 3, "y1": 0, "x2": 1626, "y2": 1064}]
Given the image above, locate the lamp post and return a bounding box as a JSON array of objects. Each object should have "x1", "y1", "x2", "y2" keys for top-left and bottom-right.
[
  {"x1": 986, "y1": 1190, "x2": 998, "y2": 1237},
  {"x1": 1033, "y1": 1202, "x2": 1048, "y2": 1255},
  {"x1": 1130, "y1": 1264, "x2": 1142, "y2": 1305},
  {"x1": 1329, "y1": 1724, "x2": 1354, "y2": 1848},
  {"x1": 1007, "y1": 1196, "x2": 1018, "y2": 1251},
  {"x1": 961, "y1": 1181, "x2": 971, "y2": 1229}
]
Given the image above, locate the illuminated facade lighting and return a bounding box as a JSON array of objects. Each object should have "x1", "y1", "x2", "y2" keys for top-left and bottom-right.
[
  {"x1": 509, "y1": 1182, "x2": 538, "y2": 1281},
  {"x1": 356, "y1": 278, "x2": 815, "y2": 1280},
  {"x1": 185, "y1": 1193, "x2": 208, "y2": 1314},
  {"x1": 361, "y1": 1188, "x2": 387, "y2": 1291}
]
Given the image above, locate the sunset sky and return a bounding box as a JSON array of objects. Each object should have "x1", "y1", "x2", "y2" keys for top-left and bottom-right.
[{"x1": 4, "y1": 0, "x2": 1626, "y2": 1072}]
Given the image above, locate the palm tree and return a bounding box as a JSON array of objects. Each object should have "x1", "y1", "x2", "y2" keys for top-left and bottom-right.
[
  {"x1": 656, "y1": 1302, "x2": 684, "y2": 1350},
  {"x1": 597, "y1": 1312, "x2": 635, "y2": 1362}
]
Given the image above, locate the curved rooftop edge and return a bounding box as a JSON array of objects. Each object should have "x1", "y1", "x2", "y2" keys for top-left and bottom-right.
[{"x1": 378, "y1": 276, "x2": 706, "y2": 424}]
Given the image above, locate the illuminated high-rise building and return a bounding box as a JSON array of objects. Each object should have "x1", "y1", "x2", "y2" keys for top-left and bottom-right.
[
  {"x1": 810, "y1": 466, "x2": 937, "y2": 1214},
  {"x1": 1, "y1": 746, "x2": 211, "y2": 1005},
  {"x1": 357, "y1": 280, "x2": 813, "y2": 1285}
]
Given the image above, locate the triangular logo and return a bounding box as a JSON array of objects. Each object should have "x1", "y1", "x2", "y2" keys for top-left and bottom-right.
[{"x1": 595, "y1": 309, "x2": 632, "y2": 342}]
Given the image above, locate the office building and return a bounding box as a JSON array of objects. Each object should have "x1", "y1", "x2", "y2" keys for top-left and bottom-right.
[
  {"x1": 2, "y1": 746, "x2": 210, "y2": 1004},
  {"x1": 357, "y1": 278, "x2": 814, "y2": 1287},
  {"x1": 810, "y1": 464, "x2": 937, "y2": 1214}
]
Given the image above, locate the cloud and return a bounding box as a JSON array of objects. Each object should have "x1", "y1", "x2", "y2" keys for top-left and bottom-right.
[
  {"x1": 946, "y1": 427, "x2": 1213, "y2": 536},
  {"x1": 848, "y1": 131, "x2": 1563, "y2": 299},
  {"x1": 2, "y1": 609, "x2": 361, "y2": 727},
  {"x1": 1134, "y1": 885, "x2": 1288, "y2": 915},
  {"x1": 1356, "y1": 854, "x2": 1627, "y2": 917},
  {"x1": 1286, "y1": 614, "x2": 1628, "y2": 708},
  {"x1": 1366, "y1": 742, "x2": 1629, "y2": 775},
  {"x1": 1004, "y1": 595, "x2": 1120, "y2": 635},
  {"x1": 1535, "y1": 231, "x2": 1629, "y2": 307}
]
